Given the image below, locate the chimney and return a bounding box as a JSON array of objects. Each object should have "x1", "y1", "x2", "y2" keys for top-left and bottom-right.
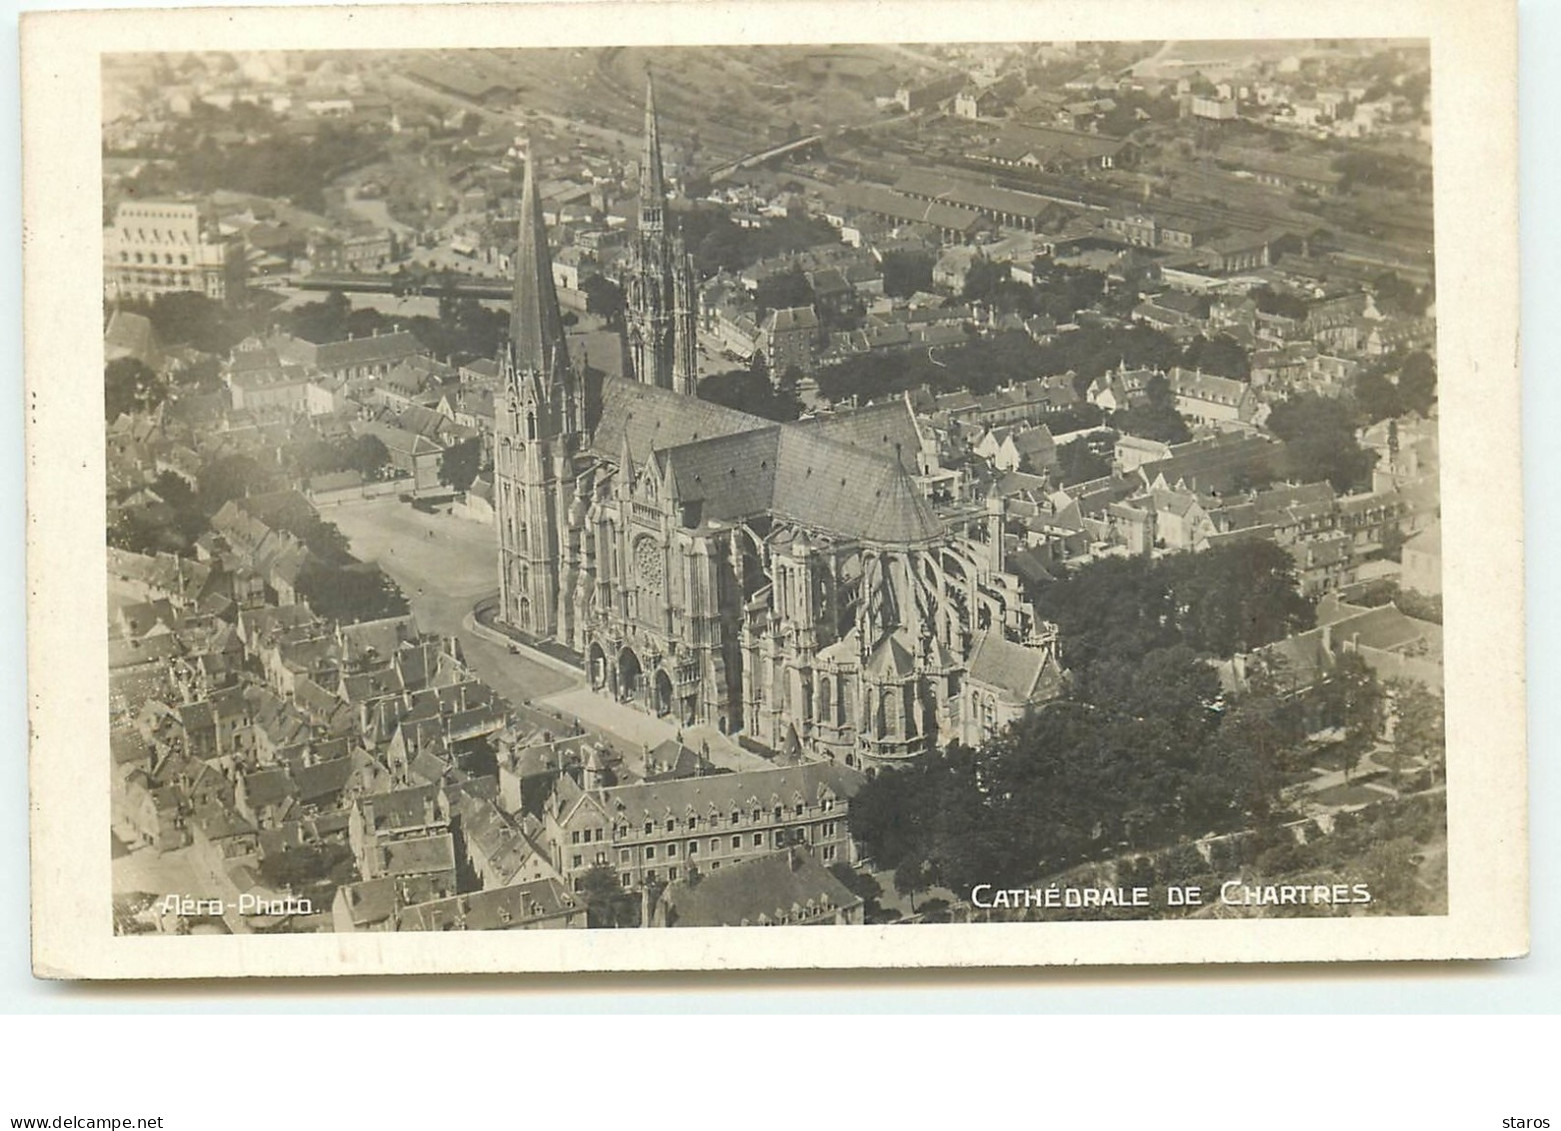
[{"x1": 789, "y1": 846, "x2": 802, "y2": 872}]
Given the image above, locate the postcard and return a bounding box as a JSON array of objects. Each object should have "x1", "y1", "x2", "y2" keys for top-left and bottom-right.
[{"x1": 23, "y1": 0, "x2": 1525, "y2": 977}]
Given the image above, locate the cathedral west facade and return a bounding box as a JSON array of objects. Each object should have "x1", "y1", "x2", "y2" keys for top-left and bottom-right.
[{"x1": 496, "y1": 84, "x2": 1064, "y2": 770}]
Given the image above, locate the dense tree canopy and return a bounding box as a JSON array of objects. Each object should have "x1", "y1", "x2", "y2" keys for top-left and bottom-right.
[
  {"x1": 1250, "y1": 286, "x2": 1310, "y2": 321},
  {"x1": 127, "y1": 119, "x2": 386, "y2": 216},
  {"x1": 1053, "y1": 432, "x2": 1116, "y2": 487},
  {"x1": 696, "y1": 368, "x2": 803, "y2": 422},
  {"x1": 850, "y1": 539, "x2": 1326, "y2": 892},
  {"x1": 293, "y1": 434, "x2": 391, "y2": 479},
  {"x1": 581, "y1": 275, "x2": 626, "y2": 329},
  {"x1": 438, "y1": 436, "x2": 485, "y2": 492},
  {"x1": 295, "y1": 560, "x2": 409, "y2": 624},
  {"x1": 120, "y1": 292, "x2": 250, "y2": 357},
  {"x1": 271, "y1": 293, "x2": 507, "y2": 368},
  {"x1": 105, "y1": 358, "x2": 166, "y2": 421},
  {"x1": 580, "y1": 864, "x2": 639, "y2": 928},
  {"x1": 1265, "y1": 393, "x2": 1377, "y2": 493},
  {"x1": 1111, "y1": 373, "x2": 1192, "y2": 444},
  {"x1": 815, "y1": 330, "x2": 1041, "y2": 404},
  {"x1": 1181, "y1": 334, "x2": 1251, "y2": 380},
  {"x1": 754, "y1": 266, "x2": 814, "y2": 317},
  {"x1": 679, "y1": 210, "x2": 839, "y2": 277},
  {"x1": 880, "y1": 250, "x2": 933, "y2": 298},
  {"x1": 1033, "y1": 539, "x2": 1315, "y2": 675},
  {"x1": 1396, "y1": 351, "x2": 1437, "y2": 416}
]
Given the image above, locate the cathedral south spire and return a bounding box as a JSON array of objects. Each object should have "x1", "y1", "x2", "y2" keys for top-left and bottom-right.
[{"x1": 509, "y1": 152, "x2": 570, "y2": 381}]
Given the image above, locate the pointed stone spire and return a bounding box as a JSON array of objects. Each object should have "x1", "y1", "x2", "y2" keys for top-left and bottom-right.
[
  {"x1": 509, "y1": 149, "x2": 568, "y2": 375},
  {"x1": 642, "y1": 71, "x2": 666, "y2": 211}
]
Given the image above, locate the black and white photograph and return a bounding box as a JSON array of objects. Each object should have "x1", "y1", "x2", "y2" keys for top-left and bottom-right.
[{"x1": 22, "y1": 0, "x2": 1526, "y2": 976}]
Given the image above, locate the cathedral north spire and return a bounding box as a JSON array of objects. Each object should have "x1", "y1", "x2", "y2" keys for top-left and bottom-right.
[
  {"x1": 641, "y1": 71, "x2": 666, "y2": 226},
  {"x1": 625, "y1": 75, "x2": 698, "y2": 396}
]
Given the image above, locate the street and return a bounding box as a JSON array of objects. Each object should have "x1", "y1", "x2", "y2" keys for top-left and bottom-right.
[
  {"x1": 326, "y1": 498, "x2": 581, "y2": 708},
  {"x1": 325, "y1": 497, "x2": 784, "y2": 771}
]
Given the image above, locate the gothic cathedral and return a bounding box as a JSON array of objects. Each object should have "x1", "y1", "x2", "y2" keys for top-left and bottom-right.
[{"x1": 494, "y1": 79, "x2": 1066, "y2": 769}]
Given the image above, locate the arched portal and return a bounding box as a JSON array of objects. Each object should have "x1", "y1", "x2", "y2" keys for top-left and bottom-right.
[
  {"x1": 653, "y1": 669, "x2": 674, "y2": 718},
  {"x1": 587, "y1": 642, "x2": 608, "y2": 690},
  {"x1": 618, "y1": 648, "x2": 644, "y2": 703}
]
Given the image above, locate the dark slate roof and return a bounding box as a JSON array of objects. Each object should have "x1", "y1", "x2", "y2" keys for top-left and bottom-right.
[
  {"x1": 241, "y1": 767, "x2": 297, "y2": 811},
  {"x1": 337, "y1": 877, "x2": 397, "y2": 927},
  {"x1": 361, "y1": 784, "x2": 445, "y2": 834},
  {"x1": 376, "y1": 833, "x2": 456, "y2": 878},
  {"x1": 661, "y1": 427, "x2": 782, "y2": 524},
  {"x1": 591, "y1": 377, "x2": 769, "y2": 465},
  {"x1": 967, "y1": 632, "x2": 1067, "y2": 705},
  {"x1": 292, "y1": 756, "x2": 355, "y2": 804},
  {"x1": 660, "y1": 847, "x2": 862, "y2": 927},
  {"x1": 397, "y1": 877, "x2": 578, "y2": 931},
  {"x1": 786, "y1": 450, "x2": 939, "y2": 542},
  {"x1": 313, "y1": 331, "x2": 423, "y2": 372},
  {"x1": 1140, "y1": 435, "x2": 1284, "y2": 496},
  {"x1": 792, "y1": 400, "x2": 922, "y2": 473}
]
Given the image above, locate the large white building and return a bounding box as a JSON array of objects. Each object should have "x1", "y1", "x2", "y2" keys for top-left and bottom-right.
[{"x1": 104, "y1": 200, "x2": 246, "y2": 303}]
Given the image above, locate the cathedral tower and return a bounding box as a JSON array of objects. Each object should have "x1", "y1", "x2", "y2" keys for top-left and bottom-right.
[
  {"x1": 495, "y1": 153, "x2": 581, "y2": 639},
  {"x1": 625, "y1": 74, "x2": 699, "y2": 395}
]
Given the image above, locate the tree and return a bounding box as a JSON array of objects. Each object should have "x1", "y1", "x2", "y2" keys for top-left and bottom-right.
[
  {"x1": 1265, "y1": 393, "x2": 1376, "y2": 493},
  {"x1": 144, "y1": 291, "x2": 248, "y2": 355},
  {"x1": 1397, "y1": 351, "x2": 1437, "y2": 416},
  {"x1": 696, "y1": 368, "x2": 802, "y2": 422},
  {"x1": 1389, "y1": 680, "x2": 1445, "y2": 788},
  {"x1": 1033, "y1": 540, "x2": 1312, "y2": 673},
  {"x1": 283, "y1": 292, "x2": 354, "y2": 345},
  {"x1": 1197, "y1": 693, "x2": 1300, "y2": 826},
  {"x1": 1353, "y1": 369, "x2": 1404, "y2": 424},
  {"x1": 754, "y1": 266, "x2": 813, "y2": 316},
  {"x1": 347, "y1": 434, "x2": 391, "y2": 476},
  {"x1": 1180, "y1": 334, "x2": 1250, "y2": 380},
  {"x1": 893, "y1": 855, "x2": 933, "y2": 916},
  {"x1": 582, "y1": 275, "x2": 626, "y2": 329},
  {"x1": 296, "y1": 560, "x2": 410, "y2": 624},
  {"x1": 1250, "y1": 286, "x2": 1310, "y2": 321},
  {"x1": 438, "y1": 436, "x2": 484, "y2": 492},
  {"x1": 105, "y1": 357, "x2": 166, "y2": 420},
  {"x1": 175, "y1": 355, "x2": 224, "y2": 394},
  {"x1": 960, "y1": 259, "x2": 1009, "y2": 304},
  {"x1": 1318, "y1": 652, "x2": 1384, "y2": 782},
  {"x1": 1371, "y1": 271, "x2": 1433, "y2": 317},
  {"x1": 579, "y1": 864, "x2": 639, "y2": 928},
  {"x1": 881, "y1": 250, "x2": 933, "y2": 298},
  {"x1": 197, "y1": 453, "x2": 274, "y2": 512},
  {"x1": 1053, "y1": 434, "x2": 1114, "y2": 486},
  {"x1": 828, "y1": 863, "x2": 886, "y2": 921},
  {"x1": 1112, "y1": 374, "x2": 1192, "y2": 444}
]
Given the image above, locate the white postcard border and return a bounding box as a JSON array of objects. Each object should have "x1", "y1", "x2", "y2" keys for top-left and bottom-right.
[{"x1": 23, "y1": 0, "x2": 1526, "y2": 978}]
